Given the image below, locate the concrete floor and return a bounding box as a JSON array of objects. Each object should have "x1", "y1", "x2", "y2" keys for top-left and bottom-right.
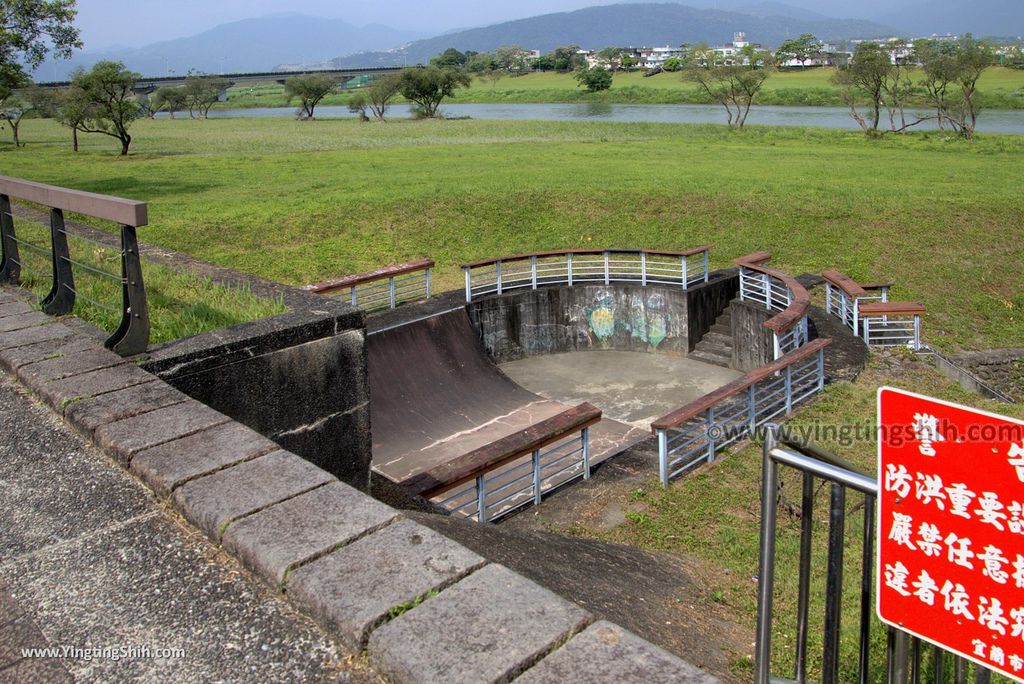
[{"x1": 500, "y1": 351, "x2": 743, "y2": 429}]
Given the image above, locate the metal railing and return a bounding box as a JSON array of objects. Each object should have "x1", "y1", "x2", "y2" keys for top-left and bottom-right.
[
  {"x1": 735, "y1": 253, "x2": 810, "y2": 359},
  {"x1": 822, "y1": 270, "x2": 890, "y2": 337},
  {"x1": 650, "y1": 339, "x2": 830, "y2": 486},
  {"x1": 859, "y1": 302, "x2": 925, "y2": 351},
  {"x1": 0, "y1": 176, "x2": 149, "y2": 356},
  {"x1": 303, "y1": 258, "x2": 433, "y2": 311},
  {"x1": 461, "y1": 246, "x2": 712, "y2": 303},
  {"x1": 755, "y1": 427, "x2": 993, "y2": 684},
  {"x1": 400, "y1": 403, "x2": 601, "y2": 523}
]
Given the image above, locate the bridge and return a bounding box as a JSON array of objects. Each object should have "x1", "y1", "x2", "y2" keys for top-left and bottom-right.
[{"x1": 35, "y1": 66, "x2": 405, "y2": 91}]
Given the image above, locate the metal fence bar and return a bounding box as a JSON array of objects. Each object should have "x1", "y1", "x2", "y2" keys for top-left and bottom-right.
[
  {"x1": 41, "y1": 209, "x2": 75, "y2": 315},
  {"x1": 0, "y1": 194, "x2": 20, "y2": 283}
]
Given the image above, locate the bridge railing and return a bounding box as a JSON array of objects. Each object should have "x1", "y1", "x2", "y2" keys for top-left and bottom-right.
[
  {"x1": 859, "y1": 302, "x2": 925, "y2": 351},
  {"x1": 650, "y1": 339, "x2": 830, "y2": 486},
  {"x1": 400, "y1": 403, "x2": 601, "y2": 523},
  {"x1": 460, "y1": 246, "x2": 712, "y2": 303},
  {"x1": 755, "y1": 427, "x2": 992, "y2": 684},
  {"x1": 735, "y1": 252, "x2": 810, "y2": 359},
  {"x1": 0, "y1": 176, "x2": 149, "y2": 356},
  {"x1": 304, "y1": 258, "x2": 433, "y2": 311}
]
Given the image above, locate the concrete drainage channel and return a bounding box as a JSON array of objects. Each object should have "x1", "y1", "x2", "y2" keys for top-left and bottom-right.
[{"x1": 0, "y1": 287, "x2": 718, "y2": 683}]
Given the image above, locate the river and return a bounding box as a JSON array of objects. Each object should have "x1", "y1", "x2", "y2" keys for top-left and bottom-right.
[{"x1": 197, "y1": 102, "x2": 1024, "y2": 134}]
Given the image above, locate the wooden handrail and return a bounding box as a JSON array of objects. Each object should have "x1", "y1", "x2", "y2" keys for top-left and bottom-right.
[
  {"x1": 400, "y1": 402, "x2": 602, "y2": 499},
  {"x1": 651, "y1": 338, "x2": 831, "y2": 431},
  {"x1": 821, "y1": 270, "x2": 868, "y2": 298},
  {"x1": 858, "y1": 302, "x2": 926, "y2": 316},
  {"x1": 0, "y1": 176, "x2": 148, "y2": 227},
  {"x1": 461, "y1": 245, "x2": 712, "y2": 270},
  {"x1": 733, "y1": 252, "x2": 810, "y2": 334},
  {"x1": 303, "y1": 258, "x2": 434, "y2": 295}
]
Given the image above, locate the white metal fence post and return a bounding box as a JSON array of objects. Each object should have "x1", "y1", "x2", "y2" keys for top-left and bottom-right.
[
  {"x1": 582, "y1": 427, "x2": 591, "y2": 480},
  {"x1": 532, "y1": 449, "x2": 543, "y2": 505},
  {"x1": 658, "y1": 429, "x2": 668, "y2": 487},
  {"x1": 477, "y1": 474, "x2": 488, "y2": 523}
]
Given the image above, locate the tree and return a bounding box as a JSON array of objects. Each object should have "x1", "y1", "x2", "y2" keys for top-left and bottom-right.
[
  {"x1": 831, "y1": 42, "x2": 892, "y2": 134},
  {"x1": 550, "y1": 45, "x2": 586, "y2": 71},
  {"x1": 775, "y1": 33, "x2": 822, "y2": 68},
  {"x1": 685, "y1": 64, "x2": 770, "y2": 130},
  {"x1": 54, "y1": 83, "x2": 92, "y2": 151},
  {"x1": 494, "y1": 45, "x2": 529, "y2": 75},
  {"x1": 182, "y1": 75, "x2": 228, "y2": 119},
  {"x1": 662, "y1": 57, "x2": 682, "y2": 72},
  {"x1": 574, "y1": 66, "x2": 613, "y2": 92},
  {"x1": 284, "y1": 74, "x2": 336, "y2": 120},
  {"x1": 0, "y1": 91, "x2": 29, "y2": 146},
  {"x1": 151, "y1": 85, "x2": 188, "y2": 118},
  {"x1": 431, "y1": 48, "x2": 468, "y2": 68},
  {"x1": 349, "y1": 72, "x2": 401, "y2": 122},
  {"x1": 916, "y1": 35, "x2": 993, "y2": 139},
  {"x1": 70, "y1": 61, "x2": 141, "y2": 155},
  {"x1": 398, "y1": 66, "x2": 470, "y2": 118},
  {"x1": 0, "y1": 0, "x2": 81, "y2": 84}
]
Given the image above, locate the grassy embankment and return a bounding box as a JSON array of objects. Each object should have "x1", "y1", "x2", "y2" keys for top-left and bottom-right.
[
  {"x1": 219, "y1": 67, "x2": 1024, "y2": 110},
  {"x1": 3, "y1": 116, "x2": 1023, "y2": 679}
]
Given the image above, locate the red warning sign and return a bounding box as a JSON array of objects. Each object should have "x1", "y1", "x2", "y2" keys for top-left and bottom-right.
[{"x1": 878, "y1": 387, "x2": 1024, "y2": 680}]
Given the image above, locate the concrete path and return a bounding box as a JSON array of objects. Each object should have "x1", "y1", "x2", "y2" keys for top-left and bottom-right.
[
  {"x1": 501, "y1": 350, "x2": 743, "y2": 428},
  {"x1": 0, "y1": 374, "x2": 370, "y2": 683}
]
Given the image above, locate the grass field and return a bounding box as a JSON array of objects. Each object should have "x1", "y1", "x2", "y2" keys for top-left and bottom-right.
[
  {"x1": 3, "y1": 116, "x2": 1021, "y2": 353},
  {"x1": 221, "y1": 67, "x2": 1024, "y2": 109}
]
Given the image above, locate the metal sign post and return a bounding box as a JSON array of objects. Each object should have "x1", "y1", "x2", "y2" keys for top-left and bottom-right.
[{"x1": 877, "y1": 387, "x2": 1024, "y2": 681}]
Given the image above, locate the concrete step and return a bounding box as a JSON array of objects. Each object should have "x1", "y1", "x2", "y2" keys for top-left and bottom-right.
[
  {"x1": 689, "y1": 348, "x2": 732, "y2": 368},
  {"x1": 694, "y1": 341, "x2": 733, "y2": 359},
  {"x1": 709, "y1": 323, "x2": 732, "y2": 336},
  {"x1": 699, "y1": 332, "x2": 733, "y2": 348}
]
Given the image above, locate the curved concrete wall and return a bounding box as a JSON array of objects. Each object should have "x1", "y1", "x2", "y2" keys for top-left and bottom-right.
[{"x1": 468, "y1": 273, "x2": 739, "y2": 364}]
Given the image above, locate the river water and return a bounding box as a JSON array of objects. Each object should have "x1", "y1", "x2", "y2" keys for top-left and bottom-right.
[{"x1": 200, "y1": 102, "x2": 1024, "y2": 134}]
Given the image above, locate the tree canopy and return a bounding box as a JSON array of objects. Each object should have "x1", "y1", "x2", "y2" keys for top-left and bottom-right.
[
  {"x1": 775, "y1": 33, "x2": 822, "y2": 67},
  {"x1": 685, "y1": 63, "x2": 770, "y2": 130},
  {"x1": 69, "y1": 60, "x2": 141, "y2": 155},
  {"x1": 284, "y1": 74, "x2": 336, "y2": 119},
  {"x1": 574, "y1": 66, "x2": 613, "y2": 92},
  {"x1": 398, "y1": 66, "x2": 470, "y2": 118},
  {"x1": 0, "y1": 0, "x2": 81, "y2": 85}
]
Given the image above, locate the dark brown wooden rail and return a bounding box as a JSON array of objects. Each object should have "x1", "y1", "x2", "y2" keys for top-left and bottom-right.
[
  {"x1": 400, "y1": 402, "x2": 602, "y2": 499},
  {"x1": 822, "y1": 270, "x2": 894, "y2": 298},
  {"x1": 858, "y1": 302, "x2": 926, "y2": 316},
  {"x1": 303, "y1": 258, "x2": 434, "y2": 295},
  {"x1": 651, "y1": 338, "x2": 831, "y2": 431},
  {"x1": 0, "y1": 175, "x2": 147, "y2": 227},
  {"x1": 461, "y1": 245, "x2": 712, "y2": 270},
  {"x1": 733, "y1": 252, "x2": 810, "y2": 334}
]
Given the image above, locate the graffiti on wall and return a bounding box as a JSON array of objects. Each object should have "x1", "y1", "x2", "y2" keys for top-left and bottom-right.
[{"x1": 580, "y1": 289, "x2": 674, "y2": 350}]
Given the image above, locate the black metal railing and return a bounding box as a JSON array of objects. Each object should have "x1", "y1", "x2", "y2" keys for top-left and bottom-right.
[
  {"x1": 755, "y1": 425, "x2": 994, "y2": 684},
  {"x1": 0, "y1": 176, "x2": 149, "y2": 356}
]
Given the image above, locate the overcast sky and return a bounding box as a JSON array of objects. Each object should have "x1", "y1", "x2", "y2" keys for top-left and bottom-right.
[{"x1": 74, "y1": 0, "x2": 913, "y2": 50}]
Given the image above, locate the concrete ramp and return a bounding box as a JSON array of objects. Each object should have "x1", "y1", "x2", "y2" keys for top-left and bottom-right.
[{"x1": 368, "y1": 309, "x2": 644, "y2": 485}]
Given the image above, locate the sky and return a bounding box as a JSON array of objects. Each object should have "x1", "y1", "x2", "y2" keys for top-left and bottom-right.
[{"x1": 72, "y1": 0, "x2": 914, "y2": 50}]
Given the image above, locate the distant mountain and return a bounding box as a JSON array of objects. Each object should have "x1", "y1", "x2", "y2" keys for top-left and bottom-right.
[
  {"x1": 330, "y1": 3, "x2": 894, "y2": 67},
  {"x1": 685, "y1": 1, "x2": 833, "y2": 22},
  {"x1": 881, "y1": 0, "x2": 1023, "y2": 37},
  {"x1": 35, "y1": 14, "x2": 422, "y2": 81}
]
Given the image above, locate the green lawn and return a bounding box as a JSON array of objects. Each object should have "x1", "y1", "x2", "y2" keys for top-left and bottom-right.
[
  {"x1": 4, "y1": 116, "x2": 1021, "y2": 352},
  {"x1": 221, "y1": 67, "x2": 1024, "y2": 109}
]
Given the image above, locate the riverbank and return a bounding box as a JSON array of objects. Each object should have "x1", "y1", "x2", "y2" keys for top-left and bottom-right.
[{"x1": 219, "y1": 67, "x2": 1024, "y2": 111}]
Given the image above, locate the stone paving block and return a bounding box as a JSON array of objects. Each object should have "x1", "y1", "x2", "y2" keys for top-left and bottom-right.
[
  {"x1": 130, "y1": 421, "x2": 279, "y2": 498},
  {"x1": 16, "y1": 347, "x2": 125, "y2": 387},
  {"x1": 0, "y1": 312, "x2": 53, "y2": 334},
  {"x1": 0, "y1": 583, "x2": 25, "y2": 626},
  {"x1": 0, "y1": 301, "x2": 33, "y2": 319},
  {"x1": 0, "y1": 336, "x2": 99, "y2": 373},
  {"x1": 0, "y1": 290, "x2": 18, "y2": 305},
  {"x1": 222, "y1": 481, "x2": 399, "y2": 589},
  {"x1": 32, "y1": 362, "x2": 153, "y2": 411},
  {"x1": 171, "y1": 450, "x2": 335, "y2": 541},
  {"x1": 64, "y1": 380, "x2": 189, "y2": 436},
  {"x1": 0, "y1": 322, "x2": 74, "y2": 353},
  {"x1": 0, "y1": 657, "x2": 74, "y2": 684},
  {"x1": 515, "y1": 621, "x2": 719, "y2": 684},
  {"x1": 288, "y1": 518, "x2": 485, "y2": 650},
  {"x1": 0, "y1": 616, "x2": 49, "y2": 668},
  {"x1": 93, "y1": 399, "x2": 231, "y2": 464},
  {"x1": 368, "y1": 564, "x2": 592, "y2": 684}
]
